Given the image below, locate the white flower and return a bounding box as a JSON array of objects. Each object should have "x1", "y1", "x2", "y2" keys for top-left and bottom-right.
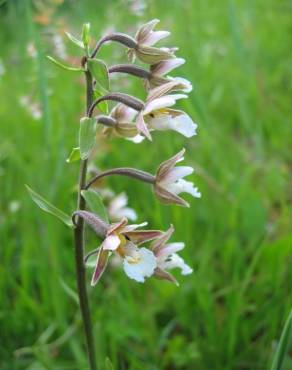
[
  {"x1": 135, "y1": 80, "x2": 196, "y2": 140},
  {"x1": 158, "y1": 250, "x2": 193, "y2": 275},
  {"x1": 150, "y1": 225, "x2": 193, "y2": 285},
  {"x1": 128, "y1": 19, "x2": 176, "y2": 64},
  {"x1": 154, "y1": 148, "x2": 201, "y2": 207},
  {"x1": 123, "y1": 244, "x2": 157, "y2": 283},
  {"x1": 108, "y1": 192, "x2": 137, "y2": 221}
]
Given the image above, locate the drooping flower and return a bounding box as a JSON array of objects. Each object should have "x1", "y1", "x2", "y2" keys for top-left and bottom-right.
[
  {"x1": 107, "y1": 192, "x2": 137, "y2": 222},
  {"x1": 74, "y1": 211, "x2": 162, "y2": 284},
  {"x1": 136, "y1": 80, "x2": 197, "y2": 140},
  {"x1": 150, "y1": 225, "x2": 193, "y2": 285},
  {"x1": 154, "y1": 148, "x2": 201, "y2": 207},
  {"x1": 127, "y1": 19, "x2": 176, "y2": 64},
  {"x1": 102, "y1": 103, "x2": 139, "y2": 139}
]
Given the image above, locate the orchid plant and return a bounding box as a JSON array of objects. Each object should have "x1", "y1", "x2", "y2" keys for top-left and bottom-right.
[{"x1": 27, "y1": 19, "x2": 200, "y2": 370}]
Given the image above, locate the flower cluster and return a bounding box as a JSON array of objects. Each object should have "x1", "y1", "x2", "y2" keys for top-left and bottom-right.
[
  {"x1": 68, "y1": 19, "x2": 200, "y2": 285},
  {"x1": 75, "y1": 19, "x2": 201, "y2": 285}
]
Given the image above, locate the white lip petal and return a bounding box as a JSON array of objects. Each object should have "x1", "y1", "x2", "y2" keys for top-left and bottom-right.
[
  {"x1": 162, "y1": 166, "x2": 194, "y2": 184},
  {"x1": 144, "y1": 96, "x2": 176, "y2": 115},
  {"x1": 102, "y1": 235, "x2": 121, "y2": 251},
  {"x1": 159, "y1": 253, "x2": 193, "y2": 275},
  {"x1": 144, "y1": 31, "x2": 170, "y2": 46},
  {"x1": 168, "y1": 179, "x2": 201, "y2": 198},
  {"x1": 123, "y1": 247, "x2": 157, "y2": 282},
  {"x1": 164, "y1": 111, "x2": 198, "y2": 138}
]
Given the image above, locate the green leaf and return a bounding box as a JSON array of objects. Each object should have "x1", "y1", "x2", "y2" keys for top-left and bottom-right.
[
  {"x1": 87, "y1": 58, "x2": 110, "y2": 92},
  {"x1": 93, "y1": 89, "x2": 109, "y2": 114},
  {"x1": 66, "y1": 147, "x2": 80, "y2": 163},
  {"x1": 79, "y1": 117, "x2": 97, "y2": 160},
  {"x1": 46, "y1": 56, "x2": 84, "y2": 72},
  {"x1": 105, "y1": 357, "x2": 114, "y2": 370},
  {"x1": 81, "y1": 189, "x2": 109, "y2": 223},
  {"x1": 26, "y1": 185, "x2": 73, "y2": 227},
  {"x1": 82, "y1": 23, "x2": 91, "y2": 51},
  {"x1": 271, "y1": 310, "x2": 292, "y2": 370},
  {"x1": 65, "y1": 32, "x2": 84, "y2": 49}
]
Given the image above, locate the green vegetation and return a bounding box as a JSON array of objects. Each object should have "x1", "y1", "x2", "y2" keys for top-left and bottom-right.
[{"x1": 0, "y1": 0, "x2": 291, "y2": 369}]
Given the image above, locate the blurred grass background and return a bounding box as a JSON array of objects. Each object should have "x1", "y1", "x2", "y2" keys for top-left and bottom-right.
[{"x1": 0, "y1": 0, "x2": 292, "y2": 369}]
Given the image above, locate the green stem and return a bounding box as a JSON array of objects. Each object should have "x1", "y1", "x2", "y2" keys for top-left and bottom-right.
[{"x1": 74, "y1": 70, "x2": 97, "y2": 370}]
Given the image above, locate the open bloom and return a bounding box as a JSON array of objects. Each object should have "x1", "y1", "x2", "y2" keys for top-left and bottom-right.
[
  {"x1": 136, "y1": 80, "x2": 197, "y2": 140},
  {"x1": 128, "y1": 19, "x2": 176, "y2": 64},
  {"x1": 150, "y1": 225, "x2": 193, "y2": 285},
  {"x1": 154, "y1": 148, "x2": 201, "y2": 207},
  {"x1": 74, "y1": 211, "x2": 162, "y2": 284}
]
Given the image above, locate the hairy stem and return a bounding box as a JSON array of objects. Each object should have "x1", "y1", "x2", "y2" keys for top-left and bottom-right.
[
  {"x1": 74, "y1": 69, "x2": 97, "y2": 370},
  {"x1": 91, "y1": 33, "x2": 137, "y2": 59},
  {"x1": 86, "y1": 167, "x2": 155, "y2": 190},
  {"x1": 88, "y1": 93, "x2": 144, "y2": 118}
]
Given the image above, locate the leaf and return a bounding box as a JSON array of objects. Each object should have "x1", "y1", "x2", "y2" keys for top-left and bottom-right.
[
  {"x1": 271, "y1": 310, "x2": 292, "y2": 370},
  {"x1": 26, "y1": 185, "x2": 73, "y2": 227},
  {"x1": 79, "y1": 117, "x2": 97, "y2": 160},
  {"x1": 82, "y1": 23, "x2": 91, "y2": 50},
  {"x1": 65, "y1": 32, "x2": 84, "y2": 49},
  {"x1": 46, "y1": 56, "x2": 84, "y2": 72},
  {"x1": 87, "y1": 58, "x2": 110, "y2": 92},
  {"x1": 93, "y1": 89, "x2": 109, "y2": 114},
  {"x1": 105, "y1": 357, "x2": 115, "y2": 370},
  {"x1": 66, "y1": 147, "x2": 80, "y2": 163},
  {"x1": 81, "y1": 189, "x2": 109, "y2": 223}
]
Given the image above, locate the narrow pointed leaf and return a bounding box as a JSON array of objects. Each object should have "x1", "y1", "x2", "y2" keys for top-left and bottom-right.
[
  {"x1": 79, "y1": 117, "x2": 97, "y2": 160},
  {"x1": 46, "y1": 56, "x2": 84, "y2": 72},
  {"x1": 81, "y1": 189, "x2": 109, "y2": 223},
  {"x1": 65, "y1": 32, "x2": 84, "y2": 49},
  {"x1": 271, "y1": 310, "x2": 292, "y2": 370},
  {"x1": 87, "y1": 58, "x2": 110, "y2": 92},
  {"x1": 66, "y1": 147, "x2": 80, "y2": 163},
  {"x1": 26, "y1": 185, "x2": 73, "y2": 227}
]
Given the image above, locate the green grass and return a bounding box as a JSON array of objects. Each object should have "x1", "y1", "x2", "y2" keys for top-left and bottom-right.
[{"x1": 0, "y1": 0, "x2": 291, "y2": 369}]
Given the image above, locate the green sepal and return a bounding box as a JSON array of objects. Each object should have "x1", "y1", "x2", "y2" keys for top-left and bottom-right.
[
  {"x1": 81, "y1": 189, "x2": 109, "y2": 223},
  {"x1": 46, "y1": 56, "x2": 84, "y2": 72},
  {"x1": 26, "y1": 185, "x2": 73, "y2": 227},
  {"x1": 66, "y1": 147, "x2": 81, "y2": 163},
  {"x1": 79, "y1": 117, "x2": 97, "y2": 160},
  {"x1": 87, "y1": 58, "x2": 110, "y2": 92}
]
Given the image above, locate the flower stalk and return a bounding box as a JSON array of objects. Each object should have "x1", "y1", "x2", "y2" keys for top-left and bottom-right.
[
  {"x1": 73, "y1": 69, "x2": 97, "y2": 370},
  {"x1": 86, "y1": 168, "x2": 155, "y2": 190}
]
